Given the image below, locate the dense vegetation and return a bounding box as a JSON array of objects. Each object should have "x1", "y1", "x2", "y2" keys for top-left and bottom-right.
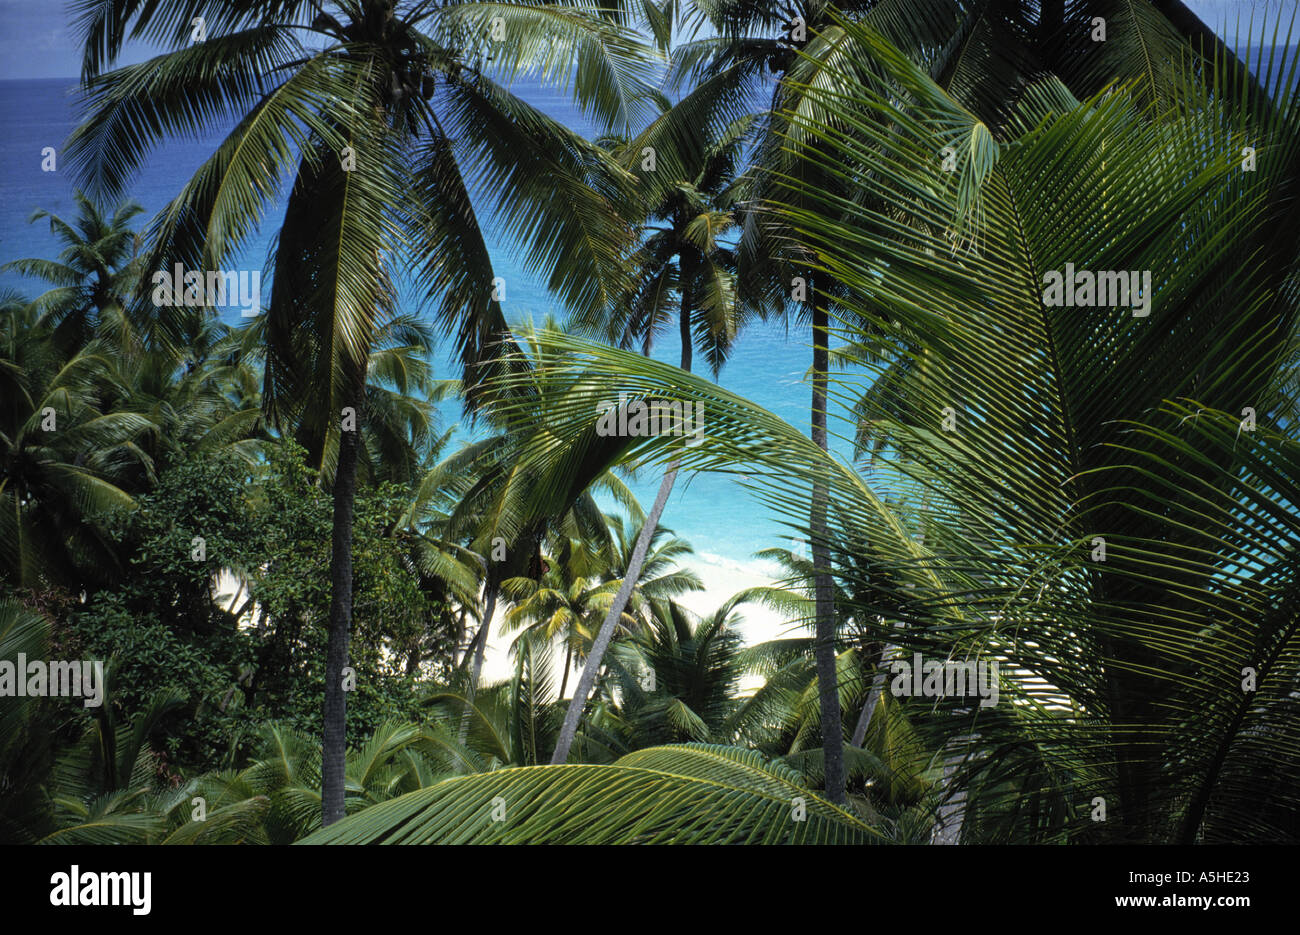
[{"x1": 2, "y1": 0, "x2": 1299, "y2": 844}]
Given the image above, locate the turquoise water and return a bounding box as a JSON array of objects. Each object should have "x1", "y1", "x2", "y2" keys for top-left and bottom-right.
[{"x1": 0, "y1": 77, "x2": 821, "y2": 566}]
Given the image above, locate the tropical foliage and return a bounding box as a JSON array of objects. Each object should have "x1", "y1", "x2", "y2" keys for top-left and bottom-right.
[{"x1": 1, "y1": 0, "x2": 1297, "y2": 845}]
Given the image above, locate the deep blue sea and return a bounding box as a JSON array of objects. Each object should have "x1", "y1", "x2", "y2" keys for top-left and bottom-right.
[{"x1": 0, "y1": 77, "x2": 821, "y2": 571}]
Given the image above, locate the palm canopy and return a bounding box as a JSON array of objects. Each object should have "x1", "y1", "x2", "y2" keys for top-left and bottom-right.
[
  {"x1": 658, "y1": 0, "x2": 1265, "y2": 321},
  {"x1": 500, "y1": 534, "x2": 633, "y2": 653},
  {"x1": 459, "y1": 15, "x2": 1300, "y2": 842},
  {"x1": 1, "y1": 192, "x2": 149, "y2": 357},
  {"x1": 419, "y1": 321, "x2": 648, "y2": 568},
  {"x1": 231, "y1": 310, "x2": 441, "y2": 482},
  {"x1": 0, "y1": 300, "x2": 155, "y2": 588},
  {"x1": 600, "y1": 596, "x2": 747, "y2": 747},
  {"x1": 499, "y1": 520, "x2": 700, "y2": 664},
  {"x1": 590, "y1": 101, "x2": 756, "y2": 374},
  {"x1": 66, "y1": 0, "x2": 660, "y2": 422}
]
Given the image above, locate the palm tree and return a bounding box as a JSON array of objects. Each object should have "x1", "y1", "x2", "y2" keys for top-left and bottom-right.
[
  {"x1": 19, "y1": 707, "x2": 453, "y2": 844},
  {"x1": 0, "y1": 625, "x2": 240, "y2": 846},
  {"x1": 604, "y1": 515, "x2": 703, "y2": 612},
  {"x1": 0, "y1": 598, "x2": 58, "y2": 843},
  {"x1": 68, "y1": 0, "x2": 655, "y2": 825},
  {"x1": 549, "y1": 94, "x2": 751, "y2": 763},
  {"x1": 194, "y1": 719, "x2": 453, "y2": 843},
  {"x1": 590, "y1": 102, "x2": 752, "y2": 372},
  {"x1": 653, "y1": 0, "x2": 964, "y2": 804},
  {"x1": 0, "y1": 299, "x2": 154, "y2": 589},
  {"x1": 409, "y1": 320, "x2": 656, "y2": 725},
  {"x1": 474, "y1": 13, "x2": 1300, "y2": 842},
  {"x1": 501, "y1": 536, "x2": 631, "y2": 699},
  {"x1": 603, "y1": 596, "x2": 746, "y2": 748},
  {"x1": 648, "y1": 0, "x2": 1271, "y2": 810},
  {"x1": 106, "y1": 314, "x2": 269, "y2": 479},
  {"x1": 232, "y1": 311, "x2": 441, "y2": 485},
  {"x1": 501, "y1": 519, "x2": 700, "y2": 697},
  {"x1": 1, "y1": 193, "x2": 149, "y2": 358},
  {"x1": 832, "y1": 24, "x2": 1298, "y2": 844},
  {"x1": 420, "y1": 634, "x2": 567, "y2": 770}
]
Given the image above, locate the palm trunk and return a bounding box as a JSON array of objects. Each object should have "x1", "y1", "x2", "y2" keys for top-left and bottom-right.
[
  {"x1": 468, "y1": 588, "x2": 497, "y2": 695},
  {"x1": 458, "y1": 586, "x2": 497, "y2": 743},
  {"x1": 225, "y1": 580, "x2": 245, "y2": 615},
  {"x1": 450, "y1": 607, "x2": 468, "y2": 669},
  {"x1": 811, "y1": 287, "x2": 846, "y2": 805},
  {"x1": 550, "y1": 274, "x2": 695, "y2": 764},
  {"x1": 559, "y1": 645, "x2": 572, "y2": 698},
  {"x1": 931, "y1": 733, "x2": 971, "y2": 844},
  {"x1": 678, "y1": 265, "x2": 693, "y2": 372},
  {"x1": 321, "y1": 390, "x2": 361, "y2": 827},
  {"x1": 551, "y1": 463, "x2": 678, "y2": 763}
]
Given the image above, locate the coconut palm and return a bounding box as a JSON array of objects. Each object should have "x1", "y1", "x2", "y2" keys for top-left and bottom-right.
[
  {"x1": 761, "y1": 14, "x2": 1300, "y2": 842},
  {"x1": 232, "y1": 311, "x2": 442, "y2": 485},
  {"x1": 655, "y1": 0, "x2": 969, "y2": 805},
  {"x1": 604, "y1": 515, "x2": 703, "y2": 610},
  {"x1": 501, "y1": 536, "x2": 633, "y2": 698},
  {"x1": 0, "y1": 299, "x2": 154, "y2": 589},
  {"x1": 106, "y1": 314, "x2": 269, "y2": 479},
  {"x1": 1, "y1": 193, "x2": 149, "y2": 358},
  {"x1": 548, "y1": 96, "x2": 752, "y2": 763},
  {"x1": 28, "y1": 712, "x2": 455, "y2": 844},
  {"x1": 455, "y1": 13, "x2": 1300, "y2": 842},
  {"x1": 653, "y1": 0, "x2": 1273, "y2": 809},
  {"x1": 420, "y1": 633, "x2": 567, "y2": 770},
  {"x1": 410, "y1": 320, "x2": 652, "y2": 721},
  {"x1": 202, "y1": 718, "x2": 452, "y2": 843},
  {"x1": 0, "y1": 599, "x2": 59, "y2": 843},
  {"x1": 501, "y1": 519, "x2": 700, "y2": 696},
  {"x1": 590, "y1": 102, "x2": 752, "y2": 372},
  {"x1": 602, "y1": 596, "x2": 746, "y2": 747},
  {"x1": 68, "y1": 0, "x2": 656, "y2": 825}
]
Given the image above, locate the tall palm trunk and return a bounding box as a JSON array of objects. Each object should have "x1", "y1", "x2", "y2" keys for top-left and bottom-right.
[
  {"x1": 458, "y1": 586, "x2": 497, "y2": 743},
  {"x1": 811, "y1": 286, "x2": 846, "y2": 805},
  {"x1": 551, "y1": 463, "x2": 678, "y2": 762},
  {"x1": 931, "y1": 736, "x2": 970, "y2": 844},
  {"x1": 677, "y1": 262, "x2": 693, "y2": 372},
  {"x1": 551, "y1": 268, "x2": 695, "y2": 764},
  {"x1": 467, "y1": 588, "x2": 497, "y2": 695},
  {"x1": 322, "y1": 386, "x2": 362, "y2": 826}
]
